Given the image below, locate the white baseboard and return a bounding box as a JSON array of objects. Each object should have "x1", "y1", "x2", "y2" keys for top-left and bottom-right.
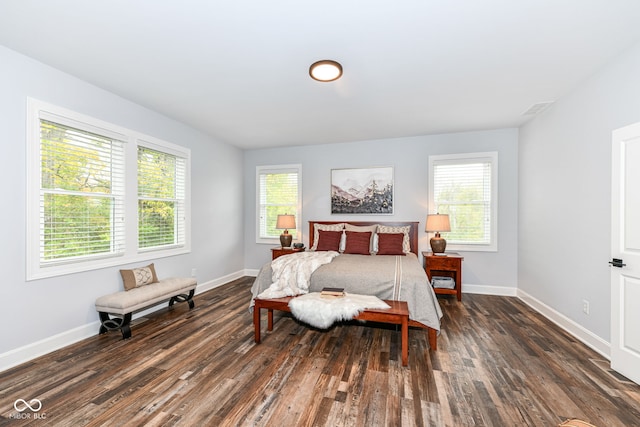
[
  {"x1": 244, "y1": 268, "x2": 259, "y2": 277},
  {"x1": 463, "y1": 283, "x2": 517, "y2": 296},
  {"x1": 0, "y1": 269, "x2": 248, "y2": 373},
  {"x1": 517, "y1": 289, "x2": 610, "y2": 359},
  {"x1": 0, "y1": 322, "x2": 100, "y2": 374},
  {"x1": 194, "y1": 269, "x2": 247, "y2": 294}
]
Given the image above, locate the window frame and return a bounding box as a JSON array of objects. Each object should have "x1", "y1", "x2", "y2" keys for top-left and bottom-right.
[
  {"x1": 428, "y1": 152, "x2": 498, "y2": 252},
  {"x1": 136, "y1": 141, "x2": 188, "y2": 253},
  {"x1": 26, "y1": 98, "x2": 191, "y2": 280},
  {"x1": 38, "y1": 117, "x2": 127, "y2": 265},
  {"x1": 255, "y1": 164, "x2": 302, "y2": 244}
]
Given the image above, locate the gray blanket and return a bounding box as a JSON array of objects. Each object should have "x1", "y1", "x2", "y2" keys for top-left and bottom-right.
[{"x1": 250, "y1": 253, "x2": 442, "y2": 331}]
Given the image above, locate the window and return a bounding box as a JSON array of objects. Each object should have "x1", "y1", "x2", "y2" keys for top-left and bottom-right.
[
  {"x1": 39, "y1": 119, "x2": 125, "y2": 263},
  {"x1": 137, "y1": 145, "x2": 187, "y2": 251},
  {"x1": 256, "y1": 164, "x2": 302, "y2": 243},
  {"x1": 429, "y1": 152, "x2": 498, "y2": 251},
  {"x1": 27, "y1": 99, "x2": 190, "y2": 280}
]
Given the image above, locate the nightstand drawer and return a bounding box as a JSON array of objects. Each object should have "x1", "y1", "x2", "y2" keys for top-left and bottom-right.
[
  {"x1": 271, "y1": 247, "x2": 305, "y2": 260},
  {"x1": 428, "y1": 256, "x2": 460, "y2": 270}
]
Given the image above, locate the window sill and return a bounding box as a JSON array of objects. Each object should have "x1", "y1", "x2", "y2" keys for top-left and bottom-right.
[{"x1": 26, "y1": 247, "x2": 191, "y2": 281}]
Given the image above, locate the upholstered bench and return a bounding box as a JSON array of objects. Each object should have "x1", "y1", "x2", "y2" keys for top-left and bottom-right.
[{"x1": 95, "y1": 277, "x2": 197, "y2": 339}]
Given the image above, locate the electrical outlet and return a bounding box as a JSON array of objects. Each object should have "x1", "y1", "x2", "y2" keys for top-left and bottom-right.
[
  {"x1": 191, "y1": 268, "x2": 197, "y2": 277},
  {"x1": 582, "y1": 299, "x2": 590, "y2": 315}
]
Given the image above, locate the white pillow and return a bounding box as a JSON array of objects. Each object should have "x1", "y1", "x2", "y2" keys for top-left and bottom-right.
[
  {"x1": 311, "y1": 223, "x2": 345, "y2": 251},
  {"x1": 376, "y1": 225, "x2": 411, "y2": 253}
]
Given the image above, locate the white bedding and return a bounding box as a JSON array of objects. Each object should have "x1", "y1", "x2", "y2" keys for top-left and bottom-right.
[{"x1": 256, "y1": 251, "x2": 339, "y2": 299}]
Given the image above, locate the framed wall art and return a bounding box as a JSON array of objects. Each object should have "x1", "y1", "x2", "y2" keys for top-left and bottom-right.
[{"x1": 331, "y1": 166, "x2": 393, "y2": 214}]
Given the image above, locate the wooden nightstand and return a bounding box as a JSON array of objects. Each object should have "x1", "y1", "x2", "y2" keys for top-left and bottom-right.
[
  {"x1": 271, "y1": 246, "x2": 305, "y2": 260},
  {"x1": 422, "y1": 252, "x2": 464, "y2": 301}
]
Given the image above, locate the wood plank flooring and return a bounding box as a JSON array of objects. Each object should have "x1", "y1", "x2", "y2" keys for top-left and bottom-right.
[{"x1": 1, "y1": 277, "x2": 639, "y2": 426}]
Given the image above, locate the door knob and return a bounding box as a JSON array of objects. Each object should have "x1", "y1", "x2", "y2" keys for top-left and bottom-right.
[{"x1": 609, "y1": 258, "x2": 626, "y2": 268}]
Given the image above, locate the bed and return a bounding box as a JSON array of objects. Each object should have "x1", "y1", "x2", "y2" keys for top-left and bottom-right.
[{"x1": 250, "y1": 220, "x2": 443, "y2": 349}]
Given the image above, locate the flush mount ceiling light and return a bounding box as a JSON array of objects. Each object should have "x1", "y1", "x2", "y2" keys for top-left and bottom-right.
[{"x1": 309, "y1": 60, "x2": 343, "y2": 82}]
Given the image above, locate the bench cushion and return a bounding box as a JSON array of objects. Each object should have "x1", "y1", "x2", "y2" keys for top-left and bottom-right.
[{"x1": 95, "y1": 277, "x2": 197, "y2": 315}]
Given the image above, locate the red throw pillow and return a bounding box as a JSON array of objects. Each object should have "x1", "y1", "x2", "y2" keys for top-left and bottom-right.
[
  {"x1": 343, "y1": 231, "x2": 372, "y2": 255},
  {"x1": 377, "y1": 233, "x2": 406, "y2": 255},
  {"x1": 316, "y1": 230, "x2": 342, "y2": 251}
]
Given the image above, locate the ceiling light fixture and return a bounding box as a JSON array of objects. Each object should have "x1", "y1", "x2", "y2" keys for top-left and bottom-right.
[{"x1": 309, "y1": 60, "x2": 343, "y2": 82}]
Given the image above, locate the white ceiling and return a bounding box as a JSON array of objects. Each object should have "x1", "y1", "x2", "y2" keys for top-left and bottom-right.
[{"x1": 2, "y1": 1, "x2": 640, "y2": 150}]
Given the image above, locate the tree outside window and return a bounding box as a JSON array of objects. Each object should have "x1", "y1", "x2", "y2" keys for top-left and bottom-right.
[
  {"x1": 429, "y1": 152, "x2": 497, "y2": 251},
  {"x1": 27, "y1": 98, "x2": 191, "y2": 280},
  {"x1": 138, "y1": 146, "x2": 186, "y2": 250},
  {"x1": 257, "y1": 165, "x2": 302, "y2": 243},
  {"x1": 40, "y1": 120, "x2": 124, "y2": 262}
]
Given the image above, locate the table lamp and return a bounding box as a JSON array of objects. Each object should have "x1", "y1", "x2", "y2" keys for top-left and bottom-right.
[
  {"x1": 426, "y1": 214, "x2": 451, "y2": 253},
  {"x1": 276, "y1": 214, "x2": 296, "y2": 248}
]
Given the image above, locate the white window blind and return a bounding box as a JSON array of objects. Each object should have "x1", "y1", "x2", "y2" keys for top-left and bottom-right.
[
  {"x1": 27, "y1": 98, "x2": 192, "y2": 280},
  {"x1": 429, "y1": 152, "x2": 497, "y2": 251},
  {"x1": 257, "y1": 165, "x2": 301, "y2": 242},
  {"x1": 137, "y1": 146, "x2": 186, "y2": 250},
  {"x1": 39, "y1": 119, "x2": 125, "y2": 264}
]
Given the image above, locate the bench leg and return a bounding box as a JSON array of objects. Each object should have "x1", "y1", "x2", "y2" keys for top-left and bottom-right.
[
  {"x1": 121, "y1": 314, "x2": 132, "y2": 339},
  {"x1": 98, "y1": 312, "x2": 110, "y2": 335},
  {"x1": 98, "y1": 312, "x2": 132, "y2": 339},
  {"x1": 254, "y1": 305, "x2": 279, "y2": 343},
  {"x1": 254, "y1": 305, "x2": 261, "y2": 344},
  {"x1": 402, "y1": 315, "x2": 408, "y2": 366},
  {"x1": 428, "y1": 327, "x2": 437, "y2": 351},
  {"x1": 169, "y1": 289, "x2": 195, "y2": 309},
  {"x1": 267, "y1": 308, "x2": 275, "y2": 331}
]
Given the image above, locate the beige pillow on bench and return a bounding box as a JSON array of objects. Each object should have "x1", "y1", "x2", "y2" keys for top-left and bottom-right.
[{"x1": 120, "y1": 263, "x2": 159, "y2": 291}]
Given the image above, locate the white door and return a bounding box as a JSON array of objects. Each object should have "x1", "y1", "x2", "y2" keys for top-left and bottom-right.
[{"x1": 611, "y1": 121, "x2": 640, "y2": 384}]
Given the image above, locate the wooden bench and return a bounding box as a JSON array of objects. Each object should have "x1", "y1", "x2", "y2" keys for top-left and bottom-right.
[
  {"x1": 95, "y1": 277, "x2": 197, "y2": 339},
  {"x1": 253, "y1": 296, "x2": 411, "y2": 366}
]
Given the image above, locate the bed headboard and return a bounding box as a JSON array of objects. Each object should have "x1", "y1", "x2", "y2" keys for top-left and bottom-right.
[{"x1": 308, "y1": 221, "x2": 420, "y2": 256}]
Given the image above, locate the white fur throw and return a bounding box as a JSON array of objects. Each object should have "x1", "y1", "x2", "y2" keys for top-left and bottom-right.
[
  {"x1": 288, "y1": 292, "x2": 390, "y2": 329},
  {"x1": 257, "y1": 251, "x2": 339, "y2": 299}
]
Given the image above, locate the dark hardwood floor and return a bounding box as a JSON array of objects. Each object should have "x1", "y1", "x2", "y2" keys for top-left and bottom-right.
[{"x1": 1, "y1": 277, "x2": 639, "y2": 426}]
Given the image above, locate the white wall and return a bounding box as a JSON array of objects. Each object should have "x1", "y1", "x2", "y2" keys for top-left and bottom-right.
[
  {"x1": 519, "y1": 41, "x2": 640, "y2": 345},
  {"x1": 0, "y1": 45, "x2": 245, "y2": 370},
  {"x1": 244, "y1": 129, "x2": 519, "y2": 293}
]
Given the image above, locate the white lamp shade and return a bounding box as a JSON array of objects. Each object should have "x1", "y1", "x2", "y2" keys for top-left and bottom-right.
[
  {"x1": 425, "y1": 214, "x2": 451, "y2": 233},
  {"x1": 276, "y1": 214, "x2": 296, "y2": 230}
]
